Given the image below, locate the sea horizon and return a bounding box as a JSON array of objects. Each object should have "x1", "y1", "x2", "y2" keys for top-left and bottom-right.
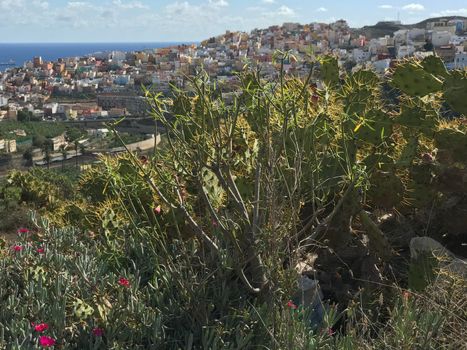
[{"x1": 0, "y1": 42, "x2": 197, "y2": 71}]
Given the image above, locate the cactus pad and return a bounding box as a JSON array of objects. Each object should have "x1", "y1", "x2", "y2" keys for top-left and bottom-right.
[
  {"x1": 367, "y1": 171, "x2": 404, "y2": 209},
  {"x1": 391, "y1": 61, "x2": 443, "y2": 96},
  {"x1": 434, "y1": 129, "x2": 467, "y2": 164},
  {"x1": 421, "y1": 56, "x2": 449, "y2": 79},
  {"x1": 442, "y1": 71, "x2": 467, "y2": 116},
  {"x1": 319, "y1": 56, "x2": 340, "y2": 86},
  {"x1": 355, "y1": 110, "x2": 393, "y2": 144}
]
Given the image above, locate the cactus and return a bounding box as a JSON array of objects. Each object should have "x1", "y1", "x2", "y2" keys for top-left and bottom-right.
[
  {"x1": 434, "y1": 129, "x2": 467, "y2": 164},
  {"x1": 362, "y1": 153, "x2": 395, "y2": 172},
  {"x1": 421, "y1": 56, "x2": 449, "y2": 79},
  {"x1": 367, "y1": 171, "x2": 404, "y2": 209},
  {"x1": 442, "y1": 71, "x2": 467, "y2": 116},
  {"x1": 319, "y1": 56, "x2": 340, "y2": 86},
  {"x1": 397, "y1": 104, "x2": 437, "y2": 136},
  {"x1": 354, "y1": 110, "x2": 393, "y2": 145},
  {"x1": 390, "y1": 61, "x2": 443, "y2": 97}
]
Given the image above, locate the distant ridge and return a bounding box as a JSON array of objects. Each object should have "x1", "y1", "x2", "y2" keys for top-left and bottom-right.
[{"x1": 355, "y1": 16, "x2": 467, "y2": 39}]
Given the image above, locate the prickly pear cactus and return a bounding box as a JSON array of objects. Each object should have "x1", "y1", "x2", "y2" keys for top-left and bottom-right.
[
  {"x1": 396, "y1": 104, "x2": 437, "y2": 136},
  {"x1": 319, "y1": 56, "x2": 340, "y2": 86},
  {"x1": 391, "y1": 61, "x2": 443, "y2": 97},
  {"x1": 434, "y1": 129, "x2": 467, "y2": 164},
  {"x1": 354, "y1": 110, "x2": 393, "y2": 145},
  {"x1": 367, "y1": 171, "x2": 404, "y2": 209},
  {"x1": 362, "y1": 153, "x2": 395, "y2": 172},
  {"x1": 421, "y1": 56, "x2": 449, "y2": 79},
  {"x1": 442, "y1": 71, "x2": 467, "y2": 116}
]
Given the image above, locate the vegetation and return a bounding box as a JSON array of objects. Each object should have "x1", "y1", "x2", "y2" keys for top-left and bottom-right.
[{"x1": 0, "y1": 55, "x2": 466, "y2": 348}]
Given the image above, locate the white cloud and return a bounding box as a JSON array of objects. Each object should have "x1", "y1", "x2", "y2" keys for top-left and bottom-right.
[
  {"x1": 112, "y1": 0, "x2": 148, "y2": 9},
  {"x1": 402, "y1": 3, "x2": 425, "y2": 11},
  {"x1": 276, "y1": 5, "x2": 295, "y2": 16},
  {"x1": 379, "y1": 5, "x2": 393, "y2": 9},
  {"x1": 209, "y1": 0, "x2": 228, "y2": 8},
  {"x1": 431, "y1": 8, "x2": 467, "y2": 16},
  {"x1": 262, "y1": 0, "x2": 275, "y2": 3},
  {"x1": 316, "y1": 7, "x2": 328, "y2": 12}
]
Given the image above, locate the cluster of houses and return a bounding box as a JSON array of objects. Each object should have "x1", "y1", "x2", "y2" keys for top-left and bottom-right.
[{"x1": 0, "y1": 17, "x2": 466, "y2": 155}]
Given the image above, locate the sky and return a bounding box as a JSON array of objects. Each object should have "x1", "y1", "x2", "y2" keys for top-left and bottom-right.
[{"x1": 0, "y1": 0, "x2": 466, "y2": 42}]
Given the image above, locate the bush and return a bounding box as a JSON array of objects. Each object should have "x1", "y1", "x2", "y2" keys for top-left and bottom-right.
[{"x1": 0, "y1": 56, "x2": 466, "y2": 348}]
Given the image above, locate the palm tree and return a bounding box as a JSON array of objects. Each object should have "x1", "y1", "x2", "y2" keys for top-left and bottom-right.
[
  {"x1": 60, "y1": 145, "x2": 67, "y2": 170},
  {"x1": 44, "y1": 145, "x2": 51, "y2": 170},
  {"x1": 74, "y1": 140, "x2": 80, "y2": 169},
  {"x1": 78, "y1": 143, "x2": 86, "y2": 169}
]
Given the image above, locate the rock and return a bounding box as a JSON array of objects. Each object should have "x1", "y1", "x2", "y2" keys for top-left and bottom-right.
[
  {"x1": 410, "y1": 236, "x2": 467, "y2": 279},
  {"x1": 410, "y1": 237, "x2": 454, "y2": 260},
  {"x1": 292, "y1": 275, "x2": 325, "y2": 328}
]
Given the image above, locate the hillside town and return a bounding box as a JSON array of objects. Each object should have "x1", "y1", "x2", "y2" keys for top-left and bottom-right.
[{"x1": 0, "y1": 16, "x2": 467, "y2": 157}]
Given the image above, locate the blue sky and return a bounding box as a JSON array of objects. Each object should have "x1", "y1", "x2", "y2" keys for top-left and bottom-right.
[{"x1": 1, "y1": 0, "x2": 466, "y2": 42}]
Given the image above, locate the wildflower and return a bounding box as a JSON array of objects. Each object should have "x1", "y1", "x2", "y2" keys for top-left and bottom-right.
[
  {"x1": 402, "y1": 290, "x2": 411, "y2": 301},
  {"x1": 154, "y1": 205, "x2": 162, "y2": 215},
  {"x1": 422, "y1": 153, "x2": 434, "y2": 163},
  {"x1": 34, "y1": 323, "x2": 49, "y2": 332},
  {"x1": 327, "y1": 328, "x2": 335, "y2": 336},
  {"x1": 140, "y1": 155, "x2": 149, "y2": 165},
  {"x1": 17, "y1": 228, "x2": 30, "y2": 234},
  {"x1": 212, "y1": 219, "x2": 218, "y2": 228},
  {"x1": 39, "y1": 336, "x2": 56, "y2": 347},
  {"x1": 12, "y1": 245, "x2": 23, "y2": 252},
  {"x1": 118, "y1": 277, "x2": 130, "y2": 287},
  {"x1": 92, "y1": 327, "x2": 104, "y2": 337},
  {"x1": 37, "y1": 247, "x2": 45, "y2": 254},
  {"x1": 287, "y1": 300, "x2": 298, "y2": 310}
]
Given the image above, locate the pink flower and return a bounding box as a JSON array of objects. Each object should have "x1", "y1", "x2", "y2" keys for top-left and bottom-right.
[
  {"x1": 34, "y1": 323, "x2": 49, "y2": 332},
  {"x1": 37, "y1": 247, "x2": 45, "y2": 254},
  {"x1": 118, "y1": 277, "x2": 130, "y2": 287},
  {"x1": 320, "y1": 327, "x2": 335, "y2": 336},
  {"x1": 39, "y1": 336, "x2": 56, "y2": 347},
  {"x1": 92, "y1": 327, "x2": 104, "y2": 337},
  {"x1": 287, "y1": 300, "x2": 298, "y2": 310},
  {"x1": 212, "y1": 219, "x2": 218, "y2": 228},
  {"x1": 17, "y1": 228, "x2": 30, "y2": 234},
  {"x1": 154, "y1": 205, "x2": 162, "y2": 215},
  {"x1": 12, "y1": 245, "x2": 23, "y2": 252},
  {"x1": 402, "y1": 290, "x2": 411, "y2": 301}
]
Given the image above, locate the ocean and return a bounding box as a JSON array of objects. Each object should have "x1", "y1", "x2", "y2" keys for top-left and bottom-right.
[{"x1": 0, "y1": 42, "x2": 194, "y2": 71}]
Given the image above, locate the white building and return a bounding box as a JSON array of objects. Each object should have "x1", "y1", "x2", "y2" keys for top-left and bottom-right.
[
  {"x1": 431, "y1": 31, "x2": 452, "y2": 47},
  {"x1": 454, "y1": 52, "x2": 467, "y2": 69},
  {"x1": 0, "y1": 95, "x2": 8, "y2": 107},
  {"x1": 397, "y1": 45, "x2": 416, "y2": 58},
  {"x1": 352, "y1": 49, "x2": 371, "y2": 63}
]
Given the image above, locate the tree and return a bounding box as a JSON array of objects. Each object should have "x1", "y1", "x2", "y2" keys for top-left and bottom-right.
[
  {"x1": 74, "y1": 140, "x2": 80, "y2": 169},
  {"x1": 32, "y1": 134, "x2": 46, "y2": 148},
  {"x1": 23, "y1": 147, "x2": 34, "y2": 167},
  {"x1": 42, "y1": 140, "x2": 53, "y2": 170},
  {"x1": 59, "y1": 145, "x2": 67, "y2": 170}
]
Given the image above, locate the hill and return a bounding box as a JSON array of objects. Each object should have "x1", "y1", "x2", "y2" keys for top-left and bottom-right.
[{"x1": 355, "y1": 16, "x2": 467, "y2": 39}]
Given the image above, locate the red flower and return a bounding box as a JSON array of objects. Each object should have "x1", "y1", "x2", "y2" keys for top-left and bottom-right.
[
  {"x1": 17, "y1": 228, "x2": 30, "y2": 234},
  {"x1": 12, "y1": 245, "x2": 23, "y2": 252},
  {"x1": 37, "y1": 247, "x2": 45, "y2": 254},
  {"x1": 287, "y1": 300, "x2": 298, "y2": 310},
  {"x1": 92, "y1": 327, "x2": 104, "y2": 337},
  {"x1": 118, "y1": 277, "x2": 130, "y2": 287},
  {"x1": 154, "y1": 205, "x2": 162, "y2": 215},
  {"x1": 402, "y1": 290, "x2": 411, "y2": 301},
  {"x1": 34, "y1": 323, "x2": 49, "y2": 332},
  {"x1": 39, "y1": 336, "x2": 56, "y2": 347}
]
